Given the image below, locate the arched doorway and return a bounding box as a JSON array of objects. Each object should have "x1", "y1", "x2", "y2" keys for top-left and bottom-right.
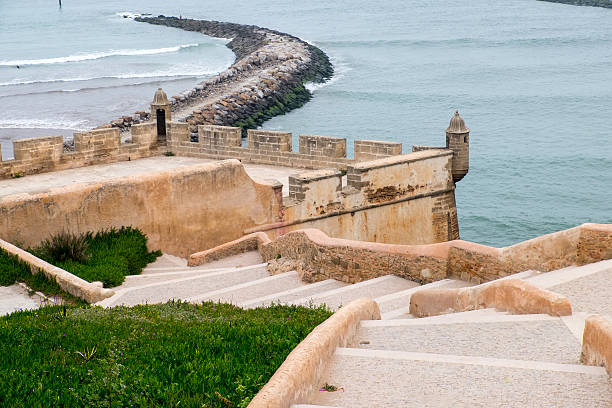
[{"x1": 156, "y1": 109, "x2": 166, "y2": 140}]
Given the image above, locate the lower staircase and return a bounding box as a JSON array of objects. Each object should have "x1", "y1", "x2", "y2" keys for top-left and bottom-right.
[
  {"x1": 96, "y1": 251, "x2": 475, "y2": 315},
  {"x1": 96, "y1": 253, "x2": 612, "y2": 407}
]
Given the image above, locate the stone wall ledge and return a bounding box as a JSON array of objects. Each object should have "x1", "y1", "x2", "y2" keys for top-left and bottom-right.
[
  {"x1": 192, "y1": 223, "x2": 612, "y2": 285},
  {"x1": 581, "y1": 315, "x2": 612, "y2": 376},
  {"x1": 409, "y1": 278, "x2": 572, "y2": 317},
  {"x1": 188, "y1": 232, "x2": 271, "y2": 266},
  {"x1": 0, "y1": 238, "x2": 114, "y2": 303},
  {"x1": 247, "y1": 298, "x2": 381, "y2": 408},
  {"x1": 350, "y1": 149, "x2": 453, "y2": 172}
]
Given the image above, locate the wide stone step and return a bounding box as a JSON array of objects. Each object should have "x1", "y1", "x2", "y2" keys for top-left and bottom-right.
[
  {"x1": 307, "y1": 348, "x2": 610, "y2": 408},
  {"x1": 292, "y1": 405, "x2": 343, "y2": 408},
  {"x1": 383, "y1": 270, "x2": 542, "y2": 319},
  {"x1": 120, "y1": 267, "x2": 240, "y2": 288},
  {"x1": 356, "y1": 314, "x2": 581, "y2": 364},
  {"x1": 241, "y1": 279, "x2": 348, "y2": 309},
  {"x1": 526, "y1": 259, "x2": 612, "y2": 316},
  {"x1": 291, "y1": 275, "x2": 419, "y2": 311},
  {"x1": 376, "y1": 278, "x2": 473, "y2": 318},
  {"x1": 144, "y1": 253, "x2": 187, "y2": 270},
  {"x1": 140, "y1": 265, "x2": 234, "y2": 275},
  {"x1": 97, "y1": 264, "x2": 269, "y2": 307},
  {"x1": 186, "y1": 271, "x2": 305, "y2": 305}
]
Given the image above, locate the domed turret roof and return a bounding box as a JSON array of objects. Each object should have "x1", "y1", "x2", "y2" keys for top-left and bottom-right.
[
  {"x1": 152, "y1": 88, "x2": 169, "y2": 105},
  {"x1": 446, "y1": 110, "x2": 469, "y2": 133}
]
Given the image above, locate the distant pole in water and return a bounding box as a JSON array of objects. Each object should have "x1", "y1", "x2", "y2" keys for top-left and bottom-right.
[{"x1": 59, "y1": 0, "x2": 62, "y2": 8}]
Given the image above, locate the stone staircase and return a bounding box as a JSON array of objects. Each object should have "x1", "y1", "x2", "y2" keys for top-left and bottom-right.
[
  {"x1": 96, "y1": 253, "x2": 612, "y2": 406},
  {"x1": 96, "y1": 251, "x2": 475, "y2": 316},
  {"x1": 295, "y1": 259, "x2": 612, "y2": 407}
]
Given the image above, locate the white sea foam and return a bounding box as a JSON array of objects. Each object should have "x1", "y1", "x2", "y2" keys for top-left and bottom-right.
[
  {"x1": 115, "y1": 12, "x2": 151, "y2": 19},
  {"x1": 0, "y1": 118, "x2": 89, "y2": 131},
  {"x1": 0, "y1": 44, "x2": 200, "y2": 67},
  {"x1": 0, "y1": 69, "x2": 224, "y2": 88},
  {"x1": 305, "y1": 54, "x2": 351, "y2": 92}
]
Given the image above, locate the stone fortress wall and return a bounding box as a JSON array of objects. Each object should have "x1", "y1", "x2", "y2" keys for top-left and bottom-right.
[
  {"x1": 0, "y1": 160, "x2": 280, "y2": 257},
  {"x1": 0, "y1": 87, "x2": 471, "y2": 252},
  {"x1": 0, "y1": 108, "x2": 468, "y2": 253}
]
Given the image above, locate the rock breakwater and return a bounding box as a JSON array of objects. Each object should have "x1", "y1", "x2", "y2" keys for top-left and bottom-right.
[
  {"x1": 537, "y1": 0, "x2": 612, "y2": 8},
  {"x1": 106, "y1": 15, "x2": 333, "y2": 136}
]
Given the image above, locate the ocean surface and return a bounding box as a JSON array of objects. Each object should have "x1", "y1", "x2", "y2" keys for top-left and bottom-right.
[{"x1": 1, "y1": 0, "x2": 610, "y2": 247}]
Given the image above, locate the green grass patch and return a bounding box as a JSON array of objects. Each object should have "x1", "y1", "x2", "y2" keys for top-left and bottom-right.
[
  {"x1": 0, "y1": 248, "x2": 85, "y2": 305},
  {"x1": 0, "y1": 302, "x2": 332, "y2": 407},
  {"x1": 31, "y1": 227, "x2": 161, "y2": 288}
]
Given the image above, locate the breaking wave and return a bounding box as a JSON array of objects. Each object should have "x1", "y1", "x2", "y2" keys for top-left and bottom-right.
[{"x1": 0, "y1": 43, "x2": 201, "y2": 67}]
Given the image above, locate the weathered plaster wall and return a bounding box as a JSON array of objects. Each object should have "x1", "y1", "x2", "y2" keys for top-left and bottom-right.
[
  {"x1": 0, "y1": 160, "x2": 281, "y2": 257},
  {"x1": 259, "y1": 149, "x2": 459, "y2": 245}
]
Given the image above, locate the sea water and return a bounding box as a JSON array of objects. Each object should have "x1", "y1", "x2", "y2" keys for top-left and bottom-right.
[{"x1": 1, "y1": 0, "x2": 610, "y2": 246}]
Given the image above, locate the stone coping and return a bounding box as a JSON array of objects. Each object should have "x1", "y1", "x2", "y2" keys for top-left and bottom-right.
[
  {"x1": 581, "y1": 315, "x2": 612, "y2": 376},
  {"x1": 350, "y1": 149, "x2": 453, "y2": 172},
  {"x1": 191, "y1": 223, "x2": 611, "y2": 285},
  {"x1": 247, "y1": 298, "x2": 381, "y2": 408},
  {"x1": 188, "y1": 232, "x2": 271, "y2": 266},
  {"x1": 409, "y1": 278, "x2": 572, "y2": 317},
  {"x1": 290, "y1": 169, "x2": 342, "y2": 182},
  {"x1": 0, "y1": 239, "x2": 114, "y2": 304}
]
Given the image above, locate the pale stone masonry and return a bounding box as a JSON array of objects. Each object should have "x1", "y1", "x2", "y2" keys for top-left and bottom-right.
[
  {"x1": 354, "y1": 140, "x2": 402, "y2": 162},
  {"x1": 0, "y1": 89, "x2": 472, "y2": 251},
  {"x1": 299, "y1": 134, "x2": 347, "y2": 158}
]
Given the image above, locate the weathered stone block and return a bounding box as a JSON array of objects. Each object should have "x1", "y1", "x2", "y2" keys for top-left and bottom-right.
[
  {"x1": 247, "y1": 129, "x2": 292, "y2": 152},
  {"x1": 131, "y1": 122, "x2": 157, "y2": 146},
  {"x1": 14, "y1": 136, "x2": 63, "y2": 161},
  {"x1": 74, "y1": 128, "x2": 120, "y2": 153},
  {"x1": 299, "y1": 134, "x2": 346, "y2": 158},
  {"x1": 354, "y1": 140, "x2": 402, "y2": 162}
]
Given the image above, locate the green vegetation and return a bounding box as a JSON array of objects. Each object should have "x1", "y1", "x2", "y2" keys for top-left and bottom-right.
[
  {"x1": 0, "y1": 302, "x2": 332, "y2": 408},
  {"x1": 233, "y1": 84, "x2": 312, "y2": 136},
  {"x1": 0, "y1": 248, "x2": 84, "y2": 305},
  {"x1": 31, "y1": 227, "x2": 161, "y2": 288}
]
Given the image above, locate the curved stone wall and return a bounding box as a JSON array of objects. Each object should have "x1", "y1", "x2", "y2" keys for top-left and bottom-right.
[{"x1": 107, "y1": 16, "x2": 333, "y2": 135}]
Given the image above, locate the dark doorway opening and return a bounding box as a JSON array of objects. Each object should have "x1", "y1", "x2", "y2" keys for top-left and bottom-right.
[{"x1": 156, "y1": 109, "x2": 166, "y2": 141}]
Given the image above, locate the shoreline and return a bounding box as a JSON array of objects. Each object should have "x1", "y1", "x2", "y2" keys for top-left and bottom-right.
[{"x1": 103, "y1": 15, "x2": 334, "y2": 136}]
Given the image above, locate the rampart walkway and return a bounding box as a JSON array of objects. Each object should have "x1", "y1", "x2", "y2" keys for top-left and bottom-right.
[{"x1": 0, "y1": 156, "x2": 297, "y2": 198}]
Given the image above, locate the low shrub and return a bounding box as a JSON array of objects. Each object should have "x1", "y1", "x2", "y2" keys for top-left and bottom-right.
[
  {"x1": 0, "y1": 301, "x2": 333, "y2": 408},
  {"x1": 37, "y1": 230, "x2": 90, "y2": 263},
  {"x1": 32, "y1": 227, "x2": 161, "y2": 288}
]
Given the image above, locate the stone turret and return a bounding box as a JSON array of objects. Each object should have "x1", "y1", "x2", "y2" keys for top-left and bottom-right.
[
  {"x1": 446, "y1": 110, "x2": 469, "y2": 183},
  {"x1": 151, "y1": 88, "x2": 171, "y2": 142}
]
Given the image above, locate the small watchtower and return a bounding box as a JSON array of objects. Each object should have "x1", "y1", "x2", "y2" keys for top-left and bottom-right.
[
  {"x1": 151, "y1": 88, "x2": 171, "y2": 143},
  {"x1": 446, "y1": 110, "x2": 470, "y2": 183}
]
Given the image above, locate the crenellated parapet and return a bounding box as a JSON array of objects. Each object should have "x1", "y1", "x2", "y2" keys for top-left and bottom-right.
[
  {"x1": 0, "y1": 125, "x2": 163, "y2": 179},
  {"x1": 167, "y1": 124, "x2": 412, "y2": 170}
]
